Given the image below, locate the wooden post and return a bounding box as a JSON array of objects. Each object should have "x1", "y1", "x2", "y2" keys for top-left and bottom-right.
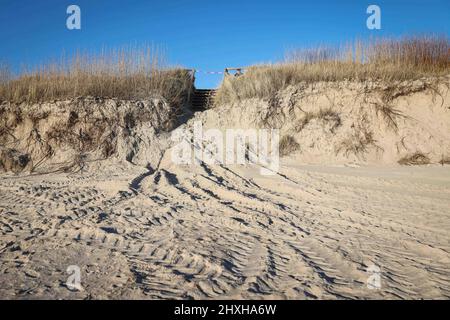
[{"x1": 187, "y1": 69, "x2": 195, "y2": 102}]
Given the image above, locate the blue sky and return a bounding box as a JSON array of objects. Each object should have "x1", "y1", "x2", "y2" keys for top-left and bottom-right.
[{"x1": 0, "y1": 0, "x2": 449, "y2": 88}]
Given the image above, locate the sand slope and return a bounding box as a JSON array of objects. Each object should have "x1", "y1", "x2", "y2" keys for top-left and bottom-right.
[{"x1": 201, "y1": 78, "x2": 450, "y2": 165}]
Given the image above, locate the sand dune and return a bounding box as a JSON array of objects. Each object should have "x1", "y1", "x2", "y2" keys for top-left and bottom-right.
[{"x1": 1, "y1": 78, "x2": 450, "y2": 299}]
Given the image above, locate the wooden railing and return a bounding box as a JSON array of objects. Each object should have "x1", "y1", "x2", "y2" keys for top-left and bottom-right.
[
  {"x1": 224, "y1": 67, "x2": 245, "y2": 76},
  {"x1": 186, "y1": 67, "x2": 247, "y2": 95}
]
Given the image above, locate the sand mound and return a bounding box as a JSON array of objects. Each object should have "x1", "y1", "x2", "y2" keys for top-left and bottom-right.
[
  {"x1": 0, "y1": 97, "x2": 184, "y2": 173},
  {"x1": 2, "y1": 77, "x2": 448, "y2": 174},
  {"x1": 201, "y1": 77, "x2": 450, "y2": 165}
]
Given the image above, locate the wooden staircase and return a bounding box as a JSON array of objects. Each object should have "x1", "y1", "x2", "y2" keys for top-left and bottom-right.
[{"x1": 191, "y1": 89, "x2": 216, "y2": 111}]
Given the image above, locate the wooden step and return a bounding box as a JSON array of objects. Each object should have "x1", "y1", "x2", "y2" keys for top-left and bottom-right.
[{"x1": 191, "y1": 89, "x2": 217, "y2": 111}]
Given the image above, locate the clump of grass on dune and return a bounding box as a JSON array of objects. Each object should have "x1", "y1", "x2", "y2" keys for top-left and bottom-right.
[
  {"x1": 215, "y1": 35, "x2": 450, "y2": 105},
  {"x1": 0, "y1": 45, "x2": 193, "y2": 106},
  {"x1": 398, "y1": 152, "x2": 430, "y2": 165},
  {"x1": 279, "y1": 135, "x2": 300, "y2": 156}
]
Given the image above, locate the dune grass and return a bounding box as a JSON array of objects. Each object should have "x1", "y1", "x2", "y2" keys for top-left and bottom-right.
[
  {"x1": 215, "y1": 35, "x2": 450, "y2": 105},
  {"x1": 0, "y1": 45, "x2": 193, "y2": 105},
  {"x1": 398, "y1": 152, "x2": 431, "y2": 165},
  {"x1": 279, "y1": 135, "x2": 300, "y2": 156}
]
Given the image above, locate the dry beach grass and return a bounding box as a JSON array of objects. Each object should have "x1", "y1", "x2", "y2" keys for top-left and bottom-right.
[
  {"x1": 215, "y1": 35, "x2": 450, "y2": 105},
  {"x1": 0, "y1": 46, "x2": 193, "y2": 106}
]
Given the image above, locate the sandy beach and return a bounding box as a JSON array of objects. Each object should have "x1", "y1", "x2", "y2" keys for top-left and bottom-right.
[{"x1": 1, "y1": 158, "x2": 449, "y2": 299}]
